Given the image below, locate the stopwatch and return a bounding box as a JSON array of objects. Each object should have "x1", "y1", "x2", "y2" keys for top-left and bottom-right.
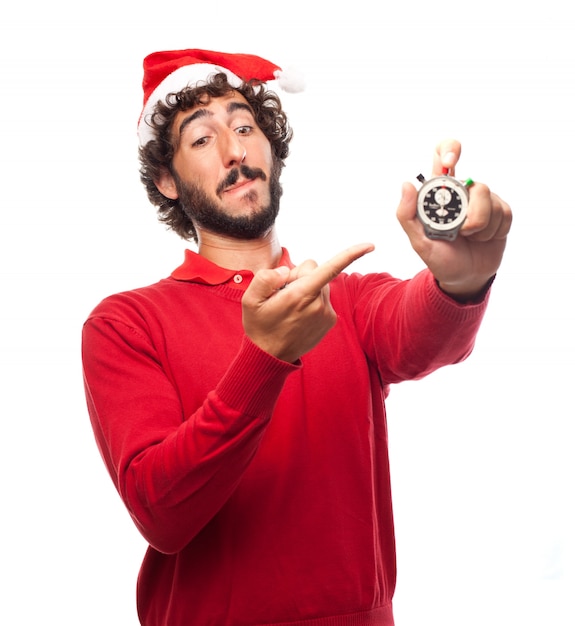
[{"x1": 416, "y1": 171, "x2": 473, "y2": 241}]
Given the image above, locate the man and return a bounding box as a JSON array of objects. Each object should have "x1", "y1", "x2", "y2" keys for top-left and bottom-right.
[{"x1": 82, "y1": 49, "x2": 512, "y2": 626}]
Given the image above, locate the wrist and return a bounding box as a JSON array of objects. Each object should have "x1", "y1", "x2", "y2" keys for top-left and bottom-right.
[{"x1": 437, "y1": 274, "x2": 496, "y2": 303}]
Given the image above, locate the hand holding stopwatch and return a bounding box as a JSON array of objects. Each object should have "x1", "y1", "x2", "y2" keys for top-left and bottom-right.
[{"x1": 416, "y1": 168, "x2": 474, "y2": 241}]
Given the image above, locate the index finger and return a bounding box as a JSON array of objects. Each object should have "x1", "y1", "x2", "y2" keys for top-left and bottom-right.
[{"x1": 300, "y1": 243, "x2": 375, "y2": 293}]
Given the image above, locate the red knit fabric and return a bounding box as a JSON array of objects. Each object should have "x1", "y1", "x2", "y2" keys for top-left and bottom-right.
[{"x1": 82, "y1": 249, "x2": 489, "y2": 625}]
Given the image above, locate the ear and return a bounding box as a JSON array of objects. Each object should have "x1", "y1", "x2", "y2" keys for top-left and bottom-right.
[{"x1": 154, "y1": 167, "x2": 179, "y2": 200}]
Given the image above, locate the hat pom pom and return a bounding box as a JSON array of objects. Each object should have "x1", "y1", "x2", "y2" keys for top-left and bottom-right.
[{"x1": 274, "y1": 67, "x2": 305, "y2": 93}]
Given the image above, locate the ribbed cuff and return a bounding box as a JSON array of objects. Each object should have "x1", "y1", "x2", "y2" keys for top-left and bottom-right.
[
  {"x1": 215, "y1": 335, "x2": 300, "y2": 419},
  {"x1": 421, "y1": 270, "x2": 492, "y2": 322}
]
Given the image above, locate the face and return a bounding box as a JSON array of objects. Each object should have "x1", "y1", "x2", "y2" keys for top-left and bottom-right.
[{"x1": 159, "y1": 91, "x2": 282, "y2": 240}]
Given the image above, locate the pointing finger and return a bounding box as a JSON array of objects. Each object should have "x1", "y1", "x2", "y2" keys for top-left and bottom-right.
[{"x1": 297, "y1": 243, "x2": 375, "y2": 294}]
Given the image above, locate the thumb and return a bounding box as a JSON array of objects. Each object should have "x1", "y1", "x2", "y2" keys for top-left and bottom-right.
[
  {"x1": 245, "y1": 265, "x2": 290, "y2": 304},
  {"x1": 396, "y1": 181, "x2": 419, "y2": 234}
]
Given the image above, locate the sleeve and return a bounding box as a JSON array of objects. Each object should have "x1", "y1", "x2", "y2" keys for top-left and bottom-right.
[
  {"x1": 82, "y1": 309, "x2": 298, "y2": 554},
  {"x1": 349, "y1": 269, "x2": 491, "y2": 384}
]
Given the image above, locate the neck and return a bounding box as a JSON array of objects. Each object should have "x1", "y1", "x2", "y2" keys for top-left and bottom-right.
[{"x1": 196, "y1": 226, "x2": 283, "y2": 273}]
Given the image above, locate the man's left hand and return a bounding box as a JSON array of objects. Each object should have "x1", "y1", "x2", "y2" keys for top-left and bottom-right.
[{"x1": 396, "y1": 139, "x2": 513, "y2": 301}]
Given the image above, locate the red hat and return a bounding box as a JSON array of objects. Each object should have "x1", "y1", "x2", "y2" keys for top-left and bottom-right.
[{"x1": 138, "y1": 48, "x2": 304, "y2": 145}]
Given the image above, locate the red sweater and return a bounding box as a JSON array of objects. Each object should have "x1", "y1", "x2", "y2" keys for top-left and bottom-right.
[{"x1": 82, "y1": 248, "x2": 489, "y2": 626}]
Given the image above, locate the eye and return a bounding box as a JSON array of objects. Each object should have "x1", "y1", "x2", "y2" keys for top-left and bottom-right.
[
  {"x1": 235, "y1": 125, "x2": 253, "y2": 136},
  {"x1": 191, "y1": 135, "x2": 211, "y2": 148}
]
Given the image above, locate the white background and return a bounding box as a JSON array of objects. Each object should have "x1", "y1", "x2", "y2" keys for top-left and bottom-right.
[{"x1": 1, "y1": 2, "x2": 573, "y2": 624}]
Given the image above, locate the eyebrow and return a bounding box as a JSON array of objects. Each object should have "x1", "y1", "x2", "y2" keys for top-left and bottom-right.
[{"x1": 178, "y1": 101, "x2": 254, "y2": 138}]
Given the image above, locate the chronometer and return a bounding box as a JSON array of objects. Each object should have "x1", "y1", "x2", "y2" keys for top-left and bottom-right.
[{"x1": 416, "y1": 172, "x2": 472, "y2": 241}]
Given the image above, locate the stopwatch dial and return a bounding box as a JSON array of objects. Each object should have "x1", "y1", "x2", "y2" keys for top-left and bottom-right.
[
  {"x1": 434, "y1": 187, "x2": 452, "y2": 206},
  {"x1": 424, "y1": 185, "x2": 463, "y2": 224}
]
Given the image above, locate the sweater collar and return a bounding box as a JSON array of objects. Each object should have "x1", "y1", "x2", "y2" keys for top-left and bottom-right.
[{"x1": 170, "y1": 247, "x2": 293, "y2": 287}]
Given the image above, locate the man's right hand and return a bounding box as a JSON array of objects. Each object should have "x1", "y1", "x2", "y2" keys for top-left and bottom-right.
[{"x1": 242, "y1": 243, "x2": 374, "y2": 363}]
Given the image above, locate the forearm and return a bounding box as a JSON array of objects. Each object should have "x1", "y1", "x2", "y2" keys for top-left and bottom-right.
[
  {"x1": 401, "y1": 270, "x2": 490, "y2": 375},
  {"x1": 354, "y1": 269, "x2": 491, "y2": 383},
  {"x1": 83, "y1": 319, "x2": 296, "y2": 554}
]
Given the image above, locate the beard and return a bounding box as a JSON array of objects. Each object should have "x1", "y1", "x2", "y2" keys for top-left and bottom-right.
[{"x1": 174, "y1": 161, "x2": 283, "y2": 240}]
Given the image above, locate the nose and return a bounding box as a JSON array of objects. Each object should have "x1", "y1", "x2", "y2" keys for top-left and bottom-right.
[{"x1": 222, "y1": 129, "x2": 246, "y2": 168}]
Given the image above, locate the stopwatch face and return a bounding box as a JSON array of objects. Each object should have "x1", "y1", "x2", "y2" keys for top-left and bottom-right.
[{"x1": 418, "y1": 177, "x2": 468, "y2": 229}]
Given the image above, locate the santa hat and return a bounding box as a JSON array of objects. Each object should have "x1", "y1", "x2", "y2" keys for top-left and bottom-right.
[{"x1": 138, "y1": 48, "x2": 305, "y2": 145}]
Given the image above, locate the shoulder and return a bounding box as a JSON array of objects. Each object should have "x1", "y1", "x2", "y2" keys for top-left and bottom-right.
[{"x1": 84, "y1": 278, "x2": 180, "y2": 325}]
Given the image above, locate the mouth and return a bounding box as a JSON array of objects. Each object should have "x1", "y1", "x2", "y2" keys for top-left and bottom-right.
[
  {"x1": 217, "y1": 165, "x2": 268, "y2": 198},
  {"x1": 223, "y1": 178, "x2": 256, "y2": 195}
]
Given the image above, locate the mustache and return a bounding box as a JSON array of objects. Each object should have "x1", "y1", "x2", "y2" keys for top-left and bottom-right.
[{"x1": 216, "y1": 165, "x2": 267, "y2": 196}]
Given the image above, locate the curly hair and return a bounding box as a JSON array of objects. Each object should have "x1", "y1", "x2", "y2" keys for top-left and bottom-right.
[{"x1": 138, "y1": 73, "x2": 293, "y2": 241}]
